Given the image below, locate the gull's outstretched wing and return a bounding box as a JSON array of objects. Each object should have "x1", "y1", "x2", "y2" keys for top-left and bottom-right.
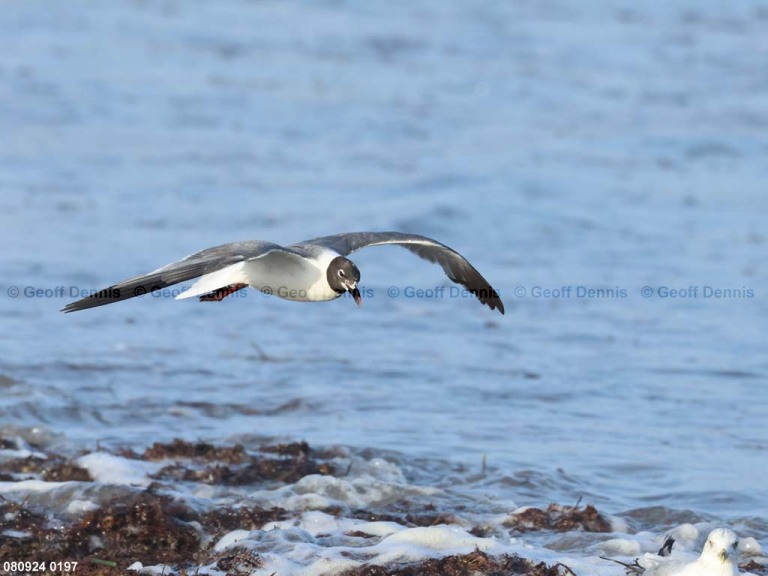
[
  {"x1": 303, "y1": 232, "x2": 505, "y2": 314},
  {"x1": 62, "y1": 241, "x2": 288, "y2": 313}
]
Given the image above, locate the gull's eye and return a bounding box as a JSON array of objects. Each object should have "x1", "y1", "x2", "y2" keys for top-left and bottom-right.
[
  {"x1": 733, "y1": 541, "x2": 739, "y2": 550},
  {"x1": 338, "y1": 269, "x2": 345, "y2": 277},
  {"x1": 707, "y1": 540, "x2": 713, "y2": 547}
]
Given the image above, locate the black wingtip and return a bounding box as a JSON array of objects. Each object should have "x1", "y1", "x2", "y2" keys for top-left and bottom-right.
[
  {"x1": 488, "y1": 299, "x2": 505, "y2": 315},
  {"x1": 60, "y1": 301, "x2": 97, "y2": 313},
  {"x1": 61, "y1": 298, "x2": 94, "y2": 314},
  {"x1": 491, "y1": 291, "x2": 505, "y2": 315},
  {"x1": 61, "y1": 298, "x2": 107, "y2": 314},
  {"x1": 60, "y1": 286, "x2": 129, "y2": 313},
  {"x1": 658, "y1": 536, "x2": 675, "y2": 557},
  {"x1": 470, "y1": 287, "x2": 505, "y2": 315}
]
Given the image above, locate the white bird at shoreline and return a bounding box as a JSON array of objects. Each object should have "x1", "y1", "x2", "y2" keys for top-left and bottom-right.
[{"x1": 613, "y1": 528, "x2": 740, "y2": 576}]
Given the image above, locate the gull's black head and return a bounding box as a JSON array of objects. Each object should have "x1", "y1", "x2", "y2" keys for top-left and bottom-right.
[{"x1": 327, "y1": 256, "x2": 362, "y2": 306}]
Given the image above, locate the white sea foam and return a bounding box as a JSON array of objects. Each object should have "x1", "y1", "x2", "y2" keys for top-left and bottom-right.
[
  {"x1": 127, "y1": 562, "x2": 174, "y2": 575},
  {"x1": 739, "y1": 537, "x2": 763, "y2": 558},
  {"x1": 214, "y1": 529, "x2": 252, "y2": 552},
  {"x1": 214, "y1": 515, "x2": 629, "y2": 576},
  {"x1": 0, "y1": 479, "x2": 68, "y2": 494},
  {"x1": 76, "y1": 452, "x2": 161, "y2": 486},
  {"x1": 65, "y1": 499, "x2": 100, "y2": 514},
  {"x1": 597, "y1": 537, "x2": 642, "y2": 557},
  {"x1": 1, "y1": 529, "x2": 31, "y2": 539},
  {"x1": 0, "y1": 447, "x2": 46, "y2": 460},
  {"x1": 249, "y1": 458, "x2": 439, "y2": 512},
  {"x1": 367, "y1": 525, "x2": 502, "y2": 563},
  {"x1": 666, "y1": 523, "x2": 701, "y2": 550}
]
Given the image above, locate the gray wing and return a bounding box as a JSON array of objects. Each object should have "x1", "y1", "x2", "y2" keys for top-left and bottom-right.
[
  {"x1": 303, "y1": 232, "x2": 505, "y2": 314},
  {"x1": 61, "y1": 241, "x2": 288, "y2": 313}
]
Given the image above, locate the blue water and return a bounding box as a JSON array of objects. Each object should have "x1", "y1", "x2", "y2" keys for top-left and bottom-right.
[{"x1": 0, "y1": 0, "x2": 766, "y2": 537}]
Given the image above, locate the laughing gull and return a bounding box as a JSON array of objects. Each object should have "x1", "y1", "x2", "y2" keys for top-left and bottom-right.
[{"x1": 62, "y1": 232, "x2": 505, "y2": 314}]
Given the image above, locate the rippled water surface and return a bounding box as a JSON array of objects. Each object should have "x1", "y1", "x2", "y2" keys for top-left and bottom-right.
[{"x1": 1, "y1": 0, "x2": 766, "y2": 551}]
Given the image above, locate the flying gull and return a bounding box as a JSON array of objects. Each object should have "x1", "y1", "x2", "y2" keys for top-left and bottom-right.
[{"x1": 62, "y1": 232, "x2": 504, "y2": 314}]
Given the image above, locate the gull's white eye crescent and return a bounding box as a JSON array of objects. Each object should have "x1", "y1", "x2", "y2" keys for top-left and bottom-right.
[{"x1": 338, "y1": 269, "x2": 345, "y2": 277}]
